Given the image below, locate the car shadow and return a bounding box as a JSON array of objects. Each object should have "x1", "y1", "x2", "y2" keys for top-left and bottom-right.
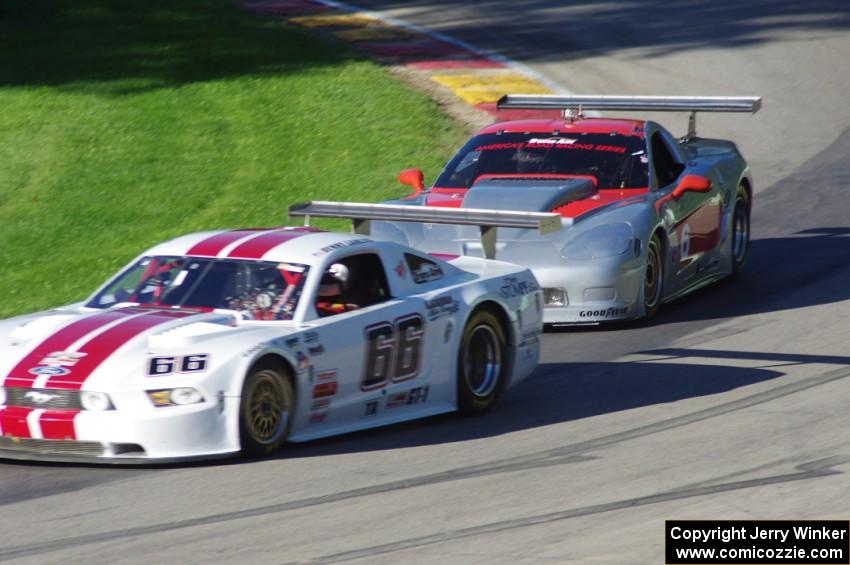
[
  {"x1": 275, "y1": 348, "x2": 811, "y2": 459},
  {"x1": 655, "y1": 228, "x2": 850, "y2": 325}
]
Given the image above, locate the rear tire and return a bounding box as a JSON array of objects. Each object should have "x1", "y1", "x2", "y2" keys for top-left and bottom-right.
[
  {"x1": 643, "y1": 233, "x2": 665, "y2": 319},
  {"x1": 239, "y1": 362, "x2": 293, "y2": 457},
  {"x1": 457, "y1": 309, "x2": 508, "y2": 415},
  {"x1": 731, "y1": 185, "x2": 750, "y2": 275}
]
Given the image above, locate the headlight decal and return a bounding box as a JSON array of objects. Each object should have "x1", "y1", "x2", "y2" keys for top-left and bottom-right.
[
  {"x1": 561, "y1": 223, "x2": 634, "y2": 260},
  {"x1": 147, "y1": 388, "x2": 205, "y2": 407}
]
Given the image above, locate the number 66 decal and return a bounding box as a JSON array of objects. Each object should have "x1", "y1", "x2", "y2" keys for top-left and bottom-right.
[
  {"x1": 362, "y1": 314, "x2": 425, "y2": 390},
  {"x1": 147, "y1": 354, "x2": 210, "y2": 376}
]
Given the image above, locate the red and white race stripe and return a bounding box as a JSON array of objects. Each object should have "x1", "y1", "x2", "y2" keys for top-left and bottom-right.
[
  {"x1": 226, "y1": 229, "x2": 314, "y2": 259},
  {"x1": 185, "y1": 229, "x2": 274, "y2": 257},
  {"x1": 186, "y1": 227, "x2": 318, "y2": 259}
]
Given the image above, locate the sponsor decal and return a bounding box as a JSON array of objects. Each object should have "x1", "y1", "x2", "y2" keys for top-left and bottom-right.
[
  {"x1": 386, "y1": 385, "x2": 429, "y2": 409},
  {"x1": 443, "y1": 320, "x2": 454, "y2": 344},
  {"x1": 315, "y1": 369, "x2": 337, "y2": 382},
  {"x1": 309, "y1": 411, "x2": 327, "y2": 424},
  {"x1": 285, "y1": 337, "x2": 300, "y2": 348},
  {"x1": 394, "y1": 260, "x2": 406, "y2": 278},
  {"x1": 312, "y1": 380, "x2": 338, "y2": 399},
  {"x1": 412, "y1": 263, "x2": 443, "y2": 284},
  {"x1": 242, "y1": 343, "x2": 265, "y2": 358},
  {"x1": 308, "y1": 344, "x2": 325, "y2": 356},
  {"x1": 526, "y1": 137, "x2": 577, "y2": 146},
  {"x1": 296, "y1": 351, "x2": 309, "y2": 371},
  {"x1": 578, "y1": 307, "x2": 628, "y2": 319},
  {"x1": 475, "y1": 140, "x2": 626, "y2": 153},
  {"x1": 364, "y1": 399, "x2": 379, "y2": 416},
  {"x1": 39, "y1": 351, "x2": 86, "y2": 367},
  {"x1": 407, "y1": 386, "x2": 429, "y2": 406},
  {"x1": 304, "y1": 331, "x2": 320, "y2": 343},
  {"x1": 425, "y1": 295, "x2": 459, "y2": 321},
  {"x1": 312, "y1": 238, "x2": 370, "y2": 256},
  {"x1": 386, "y1": 391, "x2": 409, "y2": 408},
  {"x1": 499, "y1": 276, "x2": 538, "y2": 299},
  {"x1": 311, "y1": 398, "x2": 331, "y2": 411},
  {"x1": 28, "y1": 366, "x2": 70, "y2": 377}
]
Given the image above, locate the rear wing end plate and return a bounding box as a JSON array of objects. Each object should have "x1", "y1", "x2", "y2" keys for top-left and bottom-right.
[{"x1": 288, "y1": 201, "x2": 561, "y2": 260}]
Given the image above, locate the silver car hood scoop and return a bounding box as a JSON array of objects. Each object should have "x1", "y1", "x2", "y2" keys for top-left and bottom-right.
[{"x1": 462, "y1": 178, "x2": 595, "y2": 212}]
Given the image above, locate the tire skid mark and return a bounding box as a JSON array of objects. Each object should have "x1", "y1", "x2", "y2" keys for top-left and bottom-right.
[
  {"x1": 2, "y1": 364, "x2": 849, "y2": 560},
  {"x1": 303, "y1": 456, "x2": 847, "y2": 565}
]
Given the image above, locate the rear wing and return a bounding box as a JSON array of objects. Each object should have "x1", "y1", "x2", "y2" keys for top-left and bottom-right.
[
  {"x1": 497, "y1": 94, "x2": 762, "y2": 138},
  {"x1": 288, "y1": 200, "x2": 561, "y2": 260}
]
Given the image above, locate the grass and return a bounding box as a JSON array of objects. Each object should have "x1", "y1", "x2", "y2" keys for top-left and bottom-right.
[{"x1": 0, "y1": 0, "x2": 466, "y2": 318}]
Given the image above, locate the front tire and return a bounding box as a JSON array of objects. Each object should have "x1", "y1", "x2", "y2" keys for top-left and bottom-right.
[
  {"x1": 457, "y1": 309, "x2": 508, "y2": 415},
  {"x1": 643, "y1": 233, "x2": 665, "y2": 318},
  {"x1": 239, "y1": 362, "x2": 293, "y2": 457},
  {"x1": 731, "y1": 185, "x2": 750, "y2": 275}
]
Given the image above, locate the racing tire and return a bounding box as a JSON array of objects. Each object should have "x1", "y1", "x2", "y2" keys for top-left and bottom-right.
[
  {"x1": 457, "y1": 309, "x2": 508, "y2": 415},
  {"x1": 731, "y1": 185, "x2": 751, "y2": 275},
  {"x1": 239, "y1": 362, "x2": 294, "y2": 457},
  {"x1": 643, "y1": 233, "x2": 665, "y2": 319}
]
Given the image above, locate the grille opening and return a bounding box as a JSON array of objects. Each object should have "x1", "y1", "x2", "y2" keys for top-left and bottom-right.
[
  {"x1": 0, "y1": 437, "x2": 104, "y2": 456},
  {"x1": 110, "y1": 443, "x2": 146, "y2": 456}
]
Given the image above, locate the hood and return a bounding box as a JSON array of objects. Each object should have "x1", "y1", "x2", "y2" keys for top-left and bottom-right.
[{"x1": 0, "y1": 306, "x2": 258, "y2": 391}]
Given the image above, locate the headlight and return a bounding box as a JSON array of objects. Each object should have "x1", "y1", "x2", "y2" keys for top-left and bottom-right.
[
  {"x1": 147, "y1": 388, "x2": 204, "y2": 407},
  {"x1": 561, "y1": 223, "x2": 633, "y2": 260},
  {"x1": 80, "y1": 391, "x2": 114, "y2": 411}
]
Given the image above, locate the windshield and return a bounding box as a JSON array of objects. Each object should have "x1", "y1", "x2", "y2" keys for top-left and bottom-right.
[
  {"x1": 434, "y1": 132, "x2": 649, "y2": 190},
  {"x1": 87, "y1": 256, "x2": 310, "y2": 321}
]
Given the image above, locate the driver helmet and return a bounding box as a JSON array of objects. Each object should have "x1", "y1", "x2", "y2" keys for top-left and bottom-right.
[
  {"x1": 318, "y1": 263, "x2": 349, "y2": 298},
  {"x1": 515, "y1": 145, "x2": 547, "y2": 173}
]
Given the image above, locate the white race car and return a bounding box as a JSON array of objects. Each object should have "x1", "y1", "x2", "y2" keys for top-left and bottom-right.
[{"x1": 0, "y1": 205, "x2": 551, "y2": 463}]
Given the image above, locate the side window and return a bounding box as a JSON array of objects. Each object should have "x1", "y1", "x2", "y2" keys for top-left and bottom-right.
[
  {"x1": 404, "y1": 253, "x2": 444, "y2": 284},
  {"x1": 315, "y1": 253, "x2": 392, "y2": 317},
  {"x1": 651, "y1": 133, "x2": 685, "y2": 188}
]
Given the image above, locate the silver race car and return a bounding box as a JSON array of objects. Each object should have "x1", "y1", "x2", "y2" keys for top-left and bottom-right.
[{"x1": 383, "y1": 95, "x2": 762, "y2": 325}]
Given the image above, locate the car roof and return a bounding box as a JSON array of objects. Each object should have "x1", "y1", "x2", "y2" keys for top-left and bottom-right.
[
  {"x1": 144, "y1": 228, "x2": 379, "y2": 266},
  {"x1": 478, "y1": 117, "x2": 646, "y2": 137}
]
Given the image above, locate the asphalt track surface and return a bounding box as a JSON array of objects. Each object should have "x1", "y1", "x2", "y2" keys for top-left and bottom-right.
[{"x1": 2, "y1": 2, "x2": 850, "y2": 563}]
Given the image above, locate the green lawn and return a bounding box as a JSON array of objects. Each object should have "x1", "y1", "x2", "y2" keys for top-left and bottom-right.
[{"x1": 0, "y1": 0, "x2": 465, "y2": 317}]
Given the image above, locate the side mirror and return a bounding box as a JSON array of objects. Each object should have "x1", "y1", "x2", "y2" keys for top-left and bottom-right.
[
  {"x1": 397, "y1": 168, "x2": 425, "y2": 197},
  {"x1": 672, "y1": 174, "x2": 711, "y2": 200}
]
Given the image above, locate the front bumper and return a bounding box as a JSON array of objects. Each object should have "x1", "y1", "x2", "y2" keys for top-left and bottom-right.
[
  {"x1": 543, "y1": 302, "x2": 638, "y2": 325},
  {"x1": 0, "y1": 398, "x2": 239, "y2": 464},
  {"x1": 535, "y1": 255, "x2": 644, "y2": 325}
]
